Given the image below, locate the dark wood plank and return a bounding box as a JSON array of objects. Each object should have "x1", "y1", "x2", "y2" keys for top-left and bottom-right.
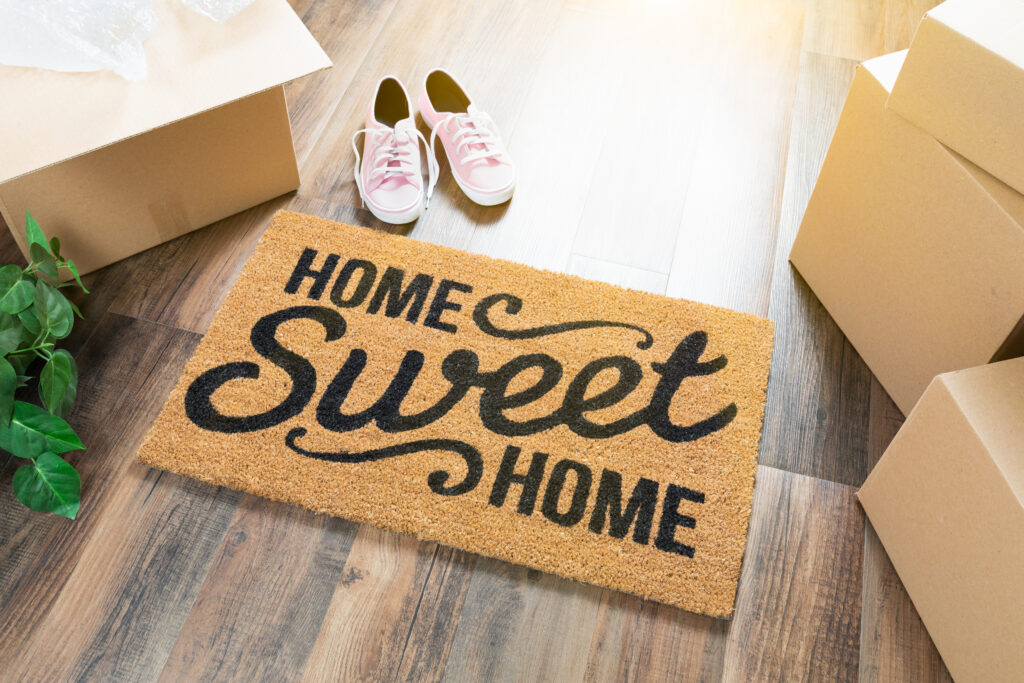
[
  {"x1": 583, "y1": 592, "x2": 728, "y2": 683},
  {"x1": 720, "y1": 466, "x2": 864, "y2": 681},
  {"x1": 392, "y1": 547, "x2": 478, "y2": 683},
  {"x1": 760, "y1": 51, "x2": 875, "y2": 487},
  {"x1": 159, "y1": 496, "x2": 361, "y2": 682},
  {"x1": 1, "y1": 314, "x2": 245, "y2": 680},
  {"x1": 105, "y1": 196, "x2": 359, "y2": 334},
  {"x1": 441, "y1": 561, "x2": 604, "y2": 681},
  {"x1": 299, "y1": 526, "x2": 440, "y2": 681},
  {"x1": 859, "y1": 524, "x2": 953, "y2": 683}
]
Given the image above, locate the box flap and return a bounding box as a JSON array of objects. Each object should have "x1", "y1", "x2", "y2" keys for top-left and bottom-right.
[
  {"x1": 941, "y1": 357, "x2": 1024, "y2": 505},
  {"x1": 929, "y1": 0, "x2": 1024, "y2": 71},
  {"x1": 0, "y1": 0, "x2": 331, "y2": 183}
]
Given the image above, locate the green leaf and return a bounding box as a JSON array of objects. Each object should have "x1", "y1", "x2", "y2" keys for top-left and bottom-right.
[
  {"x1": 13, "y1": 452, "x2": 80, "y2": 519},
  {"x1": 8, "y1": 353, "x2": 30, "y2": 378},
  {"x1": 49, "y1": 236, "x2": 62, "y2": 260},
  {"x1": 29, "y1": 243, "x2": 58, "y2": 282},
  {"x1": 68, "y1": 299, "x2": 84, "y2": 320},
  {"x1": 64, "y1": 260, "x2": 89, "y2": 294},
  {"x1": 0, "y1": 401, "x2": 84, "y2": 458},
  {"x1": 25, "y1": 211, "x2": 48, "y2": 251},
  {"x1": 0, "y1": 311, "x2": 23, "y2": 354},
  {"x1": 0, "y1": 357, "x2": 15, "y2": 427},
  {"x1": 0, "y1": 265, "x2": 33, "y2": 314},
  {"x1": 39, "y1": 350, "x2": 76, "y2": 418},
  {"x1": 18, "y1": 303, "x2": 41, "y2": 337},
  {"x1": 34, "y1": 282, "x2": 72, "y2": 339}
]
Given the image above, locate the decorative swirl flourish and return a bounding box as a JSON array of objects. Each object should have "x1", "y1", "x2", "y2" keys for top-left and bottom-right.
[
  {"x1": 472, "y1": 293, "x2": 654, "y2": 350},
  {"x1": 284, "y1": 428, "x2": 483, "y2": 496}
]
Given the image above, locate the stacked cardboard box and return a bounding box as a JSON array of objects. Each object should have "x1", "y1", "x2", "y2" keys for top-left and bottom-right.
[{"x1": 791, "y1": 0, "x2": 1024, "y2": 680}]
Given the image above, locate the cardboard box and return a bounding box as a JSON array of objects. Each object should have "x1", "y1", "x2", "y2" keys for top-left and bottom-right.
[
  {"x1": 789, "y1": 51, "x2": 1024, "y2": 415},
  {"x1": 0, "y1": 0, "x2": 331, "y2": 275},
  {"x1": 888, "y1": 0, "x2": 1024, "y2": 195},
  {"x1": 858, "y1": 356, "x2": 1024, "y2": 682}
]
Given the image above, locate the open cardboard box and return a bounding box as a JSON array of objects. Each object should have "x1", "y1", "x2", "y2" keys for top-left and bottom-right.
[
  {"x1": 888, "y1": 0, "x2": 1024, "y2": 196},
  {"x1": 790, "y1": 50, "x2": 1024, "y2": 415},
  {"x1": 0, "y1": 0, "x2": 331, "y2": 276},
  {"x1": 858, "y1": 356, "x2": 1024, "y2": 682}
]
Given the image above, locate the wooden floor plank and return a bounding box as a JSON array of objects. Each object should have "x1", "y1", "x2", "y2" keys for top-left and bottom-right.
[
  {"x1": 299, "y1": 526, "x2": 439, "y2": 682},
  {"x1": 0, "y1": 314, "x2": 203, "y2": 666},
  {"x1": 568, "y1": 2, "x2": 715, "y2": 275},
  {"x1": 392, "y1": 548, "x2": 479, "y2": 683},
  {"x1": 583, "y1": 592, "x2": 728, "y2": 683},
  {"x1": 759, "y1": 51, "x2": 875, "y2": 487},
  {"x1": 105, "y1": 196, "x2": 358, "y2": 334},
  {"x1": 441, "y1": 561, "x2": 605, "y2": 682},
  {"x1": 462, "y1": 3, "x2": 629, "y2": 271},
  {"x1": 3, "y1": 315, "x2": 249, "y2": 680},
  {"x1": 664, "y1": 0, "x2": 805, "y2": 317},
  {"x1": 721, "y1": 466, "x2": 864, "y2": 682},
  {"x1": 567, "y1": 254, "x2": 668, "y2": 295},
  {"x1": 158, "y1": 496, "x2": 361, "y2": 682},
  {"x1": 859, "y1": 523, "x2": 952, "y2": 683},
  {"x1": 802, "y1": 0, "x2": 940, "y2": 62},
  {"x1": 285, "y1": 0, "x2": 400, "y2": 168}
]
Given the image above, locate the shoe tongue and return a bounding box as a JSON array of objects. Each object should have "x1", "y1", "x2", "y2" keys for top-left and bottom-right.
[
  {"x1": 460, "y1": 104, "x2": 495, "y2": 157},
  {"x1": 394, "y1": 118, "x2": 415, "y2": 136}
]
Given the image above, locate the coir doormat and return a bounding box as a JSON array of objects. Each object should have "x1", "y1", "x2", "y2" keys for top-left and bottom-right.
[{"x1": 137, "y1": 211, "x2": 774, "y2": 618}]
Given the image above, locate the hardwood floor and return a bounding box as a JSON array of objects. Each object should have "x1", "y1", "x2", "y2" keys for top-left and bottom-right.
[{"x1": 0, "y1": 0, "x2": 952, "y2": 680}]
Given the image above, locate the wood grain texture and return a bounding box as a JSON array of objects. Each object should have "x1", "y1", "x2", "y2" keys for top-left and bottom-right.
[
  {"x1": 721, "y1": 466, "x2": 864, "y2": 681},
  {"x1": 0, "y1": 314, "x2": 205, "y2": 667},
  {"x1": 0, "y1": 0, "x2": 953, "y2": 680},
  {"x1": 803, "y1": 0, "x2": 940, "y2": 62},
  {"x1": 760, "y1": 51, "x2": 874, "y2": 486},
  {"x1": 664, "y1": 0, "x2": 805, "y2": 316},
  {"x1": 158, "y1": 496, "x2": 361, "y2": 681},
  {"x1": 300, "y1": 526, "x2": 439, "y2": 682}
]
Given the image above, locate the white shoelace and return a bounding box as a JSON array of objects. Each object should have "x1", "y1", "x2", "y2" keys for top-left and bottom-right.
[
  {"x1": 430, "y1": 112, "x2": 506, "y2": 168},
  {"x1": 352, "y1": 126, "x2": 438, "y2": 206}
]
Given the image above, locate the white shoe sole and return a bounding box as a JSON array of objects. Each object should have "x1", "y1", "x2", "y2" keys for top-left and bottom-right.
[
  {"x1": 450, "y1": 174, "x2": 515, "y2": 206},
  {"x1": 365, "y1": 198, "x2": 424, "y2": 224}
]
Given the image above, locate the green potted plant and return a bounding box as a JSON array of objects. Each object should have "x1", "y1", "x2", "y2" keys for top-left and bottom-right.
[{"x1": 1, "y1": 211, "x2": 88, "y2": 519}]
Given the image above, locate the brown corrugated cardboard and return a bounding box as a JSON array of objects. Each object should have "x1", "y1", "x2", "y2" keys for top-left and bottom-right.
[
  {"x1": 789, "y1": 50, "x2": 1024, "y2": 415},
  {"x1": 887, "y1": 0, "x2": 1024, "y2": 195},
  {"x1": 858, "y1": 356, "x2": 1024, "y2": 682},
  {"x1": 0, "y1": 0, "x2": 331, "y2": 275}
]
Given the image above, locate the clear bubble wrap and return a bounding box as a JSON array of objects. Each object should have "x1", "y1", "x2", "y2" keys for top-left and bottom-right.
[{"x1": 0, "y1": 0, "x2": 257, "y2": 81}]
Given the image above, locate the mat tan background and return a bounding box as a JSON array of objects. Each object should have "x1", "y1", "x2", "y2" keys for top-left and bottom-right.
[{"x1": 0, "y1": 0, "x2": 950, "y2": 680}]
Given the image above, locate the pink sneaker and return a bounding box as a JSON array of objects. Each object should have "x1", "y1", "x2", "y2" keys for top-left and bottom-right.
[
  {"x1": 420, "y1": 69, "x2": 515, "y2": 206},
  {"x1": 352, "y1": 76, "x2": 437, "y2": 224}
]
